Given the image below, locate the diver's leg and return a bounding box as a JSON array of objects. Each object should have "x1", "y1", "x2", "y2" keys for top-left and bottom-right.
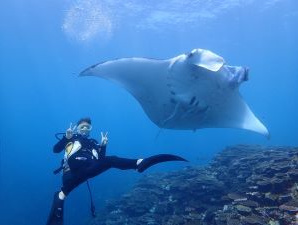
[
  {"x1": 61, "y1": 170, "x2": 86, "y2": 196},
  {"x1": 72, "y1": 156, "x2": 142, "y2": 180},
  {"x1": 106, "y1": 156, "x2": 138, "y2": 170},
  {"x1": 84, "y1": 156, "x2": 137, "y2": 178},
  {"x1": 46, "y1": 171, "x2": 86, "y2": 225},
  {"x1": 102, "y1": 155, "x2": 188, "y2": 173},
  {"x1": 85, "y1": 154, "x2": 188, "y2": 178},
  {"x1": 46, "y1": 191, "x2": 64, "y2": 225}
]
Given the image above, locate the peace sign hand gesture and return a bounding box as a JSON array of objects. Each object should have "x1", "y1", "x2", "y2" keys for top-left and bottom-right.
[
  {"x1": 66, "y1": 123, "x2": 77, "y2": 139},
  {"x1": 100, "y1": 132, "x2": 108, "y2": 146}
]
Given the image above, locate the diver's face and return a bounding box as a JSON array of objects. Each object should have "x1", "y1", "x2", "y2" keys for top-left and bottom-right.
[{"x1": 77, "y1": 122, "x2": 92, "y2": 137}]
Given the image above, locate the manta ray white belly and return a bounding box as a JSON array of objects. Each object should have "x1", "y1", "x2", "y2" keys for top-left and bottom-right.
[{"x1": 80, "y1": 49, "x2": 269, "y2": 137}]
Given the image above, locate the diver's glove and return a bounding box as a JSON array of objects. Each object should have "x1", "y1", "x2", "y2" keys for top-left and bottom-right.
[
  {"x1": 100, "y1": 132, "x2": 108, "y2": 146},
  {"x1": 66, "y1": 123, "x2": 77, "y2": 139}
]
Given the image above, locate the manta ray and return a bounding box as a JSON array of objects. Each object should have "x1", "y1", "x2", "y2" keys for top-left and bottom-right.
[{"x1": 80, "y1": 48, "x2": 269, "y2": 137}]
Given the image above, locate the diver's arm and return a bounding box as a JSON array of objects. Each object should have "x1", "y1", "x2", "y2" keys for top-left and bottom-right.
[
  {"x1": 99, "y1": 144, "x2": 107, "y2": 157},
  {"x1": 53, "y1": 136, "x2": 68, "y2": 153},
  {"x1": 99, "y1": 132, "x2": 108, "y2": 157},
  {"x1": 53, "y1": 123, "x2": 76, "y2": 153},
  {"x1": 90, "y1": 138, "x2": 106, "y2": 157}
]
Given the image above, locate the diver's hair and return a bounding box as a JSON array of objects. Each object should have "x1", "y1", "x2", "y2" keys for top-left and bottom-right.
[{"x1": 77, "y1": 117, "x2": 92, "y2": 125}]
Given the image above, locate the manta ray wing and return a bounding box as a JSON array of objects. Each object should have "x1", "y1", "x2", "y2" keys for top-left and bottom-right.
[
  {"x1": 200, "y1": 91, "x2": 269, "y2": 136},
  {"x1": 80, "y1": 49, "x2": 269, "y2": 137},
  {"x1": 80, "y1": 58, "x2": 174, "y2": 126}
]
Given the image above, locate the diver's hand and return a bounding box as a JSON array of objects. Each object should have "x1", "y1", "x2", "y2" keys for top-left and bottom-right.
[
  {"x1": 101, "y1": 132, "x2": 108, "y2": 146},
  {"x1": 66, "y1": 123, "x2": 77, "y2": 139}
]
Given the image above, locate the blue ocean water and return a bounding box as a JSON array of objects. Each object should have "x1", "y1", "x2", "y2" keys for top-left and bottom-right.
[{"x1": 0, "y1": 0, "x2": 297, "y2": 224}]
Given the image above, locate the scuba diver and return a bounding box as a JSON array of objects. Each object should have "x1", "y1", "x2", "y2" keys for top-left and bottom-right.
[{"x1": 46, "y1": 117, "x2": 187, "y2": 225}]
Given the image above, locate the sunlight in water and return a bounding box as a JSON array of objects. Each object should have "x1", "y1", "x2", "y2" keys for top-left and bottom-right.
[
  {"x1": 62, "y1": 0, "x2": 285, "y2": 41},
  {"x1": 62, "y1": 0, "x2": 112, "y2": 42}
]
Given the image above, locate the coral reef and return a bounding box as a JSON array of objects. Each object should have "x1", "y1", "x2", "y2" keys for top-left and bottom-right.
[{"x1": 89, "y1": 145, "x2": 298, "y2": 225}]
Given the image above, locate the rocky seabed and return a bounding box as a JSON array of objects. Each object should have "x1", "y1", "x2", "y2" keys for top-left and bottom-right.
[{"x1": 89, "y1": 145, "x2": 298, "y2": 225}]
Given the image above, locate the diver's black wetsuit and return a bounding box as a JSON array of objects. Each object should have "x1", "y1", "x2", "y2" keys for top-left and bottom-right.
[
  {"x1": 54, "y1": 134, "x2": 138, "y2": 195},
  {"x1": 47, "y1": 133, "x2": 187, "y2": 225}
]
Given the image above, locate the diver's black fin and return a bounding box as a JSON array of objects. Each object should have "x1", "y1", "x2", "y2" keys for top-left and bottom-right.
[
  {"x1": 46, "y1": 192, "x2": 64, "y2": 225},
  {"x1": 137, "y1": 154, "x2": 188, "y2": 173}
]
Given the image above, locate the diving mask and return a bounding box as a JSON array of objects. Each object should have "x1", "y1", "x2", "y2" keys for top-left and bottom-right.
[{"x1": 77, "y1": 123, "x2": 92, "y2": 136}]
